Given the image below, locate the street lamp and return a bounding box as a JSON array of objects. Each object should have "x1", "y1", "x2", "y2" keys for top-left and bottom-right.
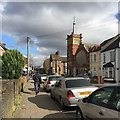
[{"x1": 27, "y1": 37, "x2": 30, "y2": 81}]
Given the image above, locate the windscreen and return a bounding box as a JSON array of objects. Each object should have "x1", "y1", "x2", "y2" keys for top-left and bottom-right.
[
  {"x1": 49, "y1": 76, "x2": 62, "y2": 81},
  {"x1": 65, "y1": 79, "x2": 92, "y2": 88}
]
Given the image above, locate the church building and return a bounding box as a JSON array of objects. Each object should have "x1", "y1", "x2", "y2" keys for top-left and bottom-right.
[{"x1": 66, "y1": 20, "x2": 91, "y2": 77}]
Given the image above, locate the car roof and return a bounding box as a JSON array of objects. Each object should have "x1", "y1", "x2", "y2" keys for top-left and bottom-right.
[
  {"x1": 48, "y1": 75, "x2": 62, "y2": 77},
  {"x1": 41, "y1": 74, "x2": 47, "y2": 76},
  {"x1": 63, "y1": 77, "x2": 88, "y2": 81}
]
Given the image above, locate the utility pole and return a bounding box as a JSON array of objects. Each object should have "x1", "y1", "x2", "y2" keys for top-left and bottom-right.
[{"x1": 27, "y1": 37, "x2": 30, "y2": 82}]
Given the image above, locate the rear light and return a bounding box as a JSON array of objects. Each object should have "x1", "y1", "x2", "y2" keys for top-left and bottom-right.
[
  {"x1": 47, "y1": 81, "x2": 50, "y2": 84},
  {"x1": 67, "y1": 90, "x2": 75, "y2": 97}
]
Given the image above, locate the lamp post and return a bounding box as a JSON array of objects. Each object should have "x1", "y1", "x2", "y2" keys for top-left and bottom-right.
[{"x1": 27, "y1": 37, "x2": 30, "y2": 81}]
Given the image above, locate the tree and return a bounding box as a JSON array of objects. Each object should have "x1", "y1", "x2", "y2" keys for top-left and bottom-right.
[{"x1": 2, "y1": 49, "x2": 24, "y2": 79}]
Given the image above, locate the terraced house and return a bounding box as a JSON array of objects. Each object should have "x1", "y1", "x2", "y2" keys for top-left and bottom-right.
[
  {"x1": 90, "y1": 34, "x2": 120, "y2": 83},
  {"x1": 90, "y1": 45, "x2": 101, "y2": 77},
  {"x1": 101, "y1": 34, "x2": 120, "y2": 83},
  {"x1": 43, "y1": 50, "x2": 67, "y2": 75}
]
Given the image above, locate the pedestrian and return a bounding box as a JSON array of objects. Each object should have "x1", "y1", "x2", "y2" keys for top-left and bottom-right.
[{"x1": 33, "y1": 72, "x2": 41, "y2": 95}]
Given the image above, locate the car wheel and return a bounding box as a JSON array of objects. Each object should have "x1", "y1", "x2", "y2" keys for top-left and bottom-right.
[
  {"x1": 50, "y1": 92, "x2": 54, "y2": 99},
  {"x1": 76, "y1": 107, "x2": 84, "y2": 120},
  {"x1": 60, "y1": 97, "x2": 65, "y2": 109}
]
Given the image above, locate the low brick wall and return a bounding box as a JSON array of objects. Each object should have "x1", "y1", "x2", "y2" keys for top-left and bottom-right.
[{"x1": 1, "y1": 76, "x2": 27, "y2": 118}]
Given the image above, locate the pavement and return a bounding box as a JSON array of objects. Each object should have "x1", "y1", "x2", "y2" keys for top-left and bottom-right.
[
  {"x1": 92, "y1": 81, "x2": 117, "y2": 87},
  {"x1": 12, "y1": 78, "x2": 115, "y2": 119},
  {"x1": 12, "y1": 79, "x2": 67, "y2": 119}
]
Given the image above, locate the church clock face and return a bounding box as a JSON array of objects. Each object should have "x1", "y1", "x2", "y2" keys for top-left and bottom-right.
[{"x1": 76, "y1": 50, "x2": 87, "y2": 65}]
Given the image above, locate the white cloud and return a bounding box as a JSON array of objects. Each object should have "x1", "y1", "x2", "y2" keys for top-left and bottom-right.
[{"x1": 2, "y1": 2, "x2": 119, "y2": 66}]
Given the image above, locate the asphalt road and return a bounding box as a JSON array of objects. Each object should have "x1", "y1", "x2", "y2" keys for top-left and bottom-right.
[{"x1": 12, "y1": 79, "x2": 77, "y2": 119}]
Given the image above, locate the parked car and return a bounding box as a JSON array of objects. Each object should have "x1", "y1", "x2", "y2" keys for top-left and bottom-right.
[
  {"x1": 50, "y1": 77, "x2": 98, "y2": 108},
  {"x1": 40, "y1": 74, "x2": 47, "y2": 83},
  {"x1": 43, "y1": 75, "x2": 63, "y2": 92},
  {"x1": 77, "y1": 73, "x2": 90, "y2": 81},
  {"x1": 76, "y1": 84, "x2": 120, "y2": 119}
]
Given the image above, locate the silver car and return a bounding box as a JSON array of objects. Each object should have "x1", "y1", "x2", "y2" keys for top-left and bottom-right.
[
  {"x1": 40, "y1": 74, "x2": 47, "y2": 83},
  {"x1": 50, "y1": 77, "x2": 98, "y2": 108},
  {"x1": 76, "y1": 84, "x2": 120, "y2": 119},
  {"x1": 43, "y1": 75, "x2": 62, "y2": 92}
]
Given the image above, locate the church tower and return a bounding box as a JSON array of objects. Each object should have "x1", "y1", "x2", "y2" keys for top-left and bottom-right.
[{"x1": 66, "y1": 19, "x2": 82, "y2": 76}]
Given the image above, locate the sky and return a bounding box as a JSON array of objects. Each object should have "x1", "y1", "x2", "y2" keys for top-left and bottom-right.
[{"x1": 1, "y1": 0, "x2": 119, "y2": 66}]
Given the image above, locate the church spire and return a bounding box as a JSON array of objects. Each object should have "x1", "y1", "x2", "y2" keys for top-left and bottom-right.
[{"x1": 73, "y1": 16, "x2": 75, "y2": 34}]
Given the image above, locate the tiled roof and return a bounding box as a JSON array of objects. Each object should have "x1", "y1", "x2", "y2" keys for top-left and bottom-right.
[
  {"x1": 101, "y1": 35, "x2": 120, "y2": 52},
  {"x1": 100, "y1": 34, "x2": 119, "y2": 46},
  {"x1": 50, "y1": 54, "x2": 67, "y2": 62},
  {"x1": 84, "y1": 43, "x2": 100, "y2": 52}
]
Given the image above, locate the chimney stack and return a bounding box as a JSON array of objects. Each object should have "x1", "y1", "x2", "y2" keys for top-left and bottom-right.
[
  {"x1": 2, "y1": 44, "x2": 6, "y2": 47},
  {"x1": 55, "y1": 50, "x2": 60, "y2": 56}
]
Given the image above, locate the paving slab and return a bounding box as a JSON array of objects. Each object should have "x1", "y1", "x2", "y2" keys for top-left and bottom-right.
[{"x1": 12, "y1": 79, "x2": 66, "y2": 119}]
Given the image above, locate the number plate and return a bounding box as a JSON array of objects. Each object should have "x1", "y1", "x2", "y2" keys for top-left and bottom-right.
[{"x1": 79, "y1": 91, "x2": 91, "y2": 95}]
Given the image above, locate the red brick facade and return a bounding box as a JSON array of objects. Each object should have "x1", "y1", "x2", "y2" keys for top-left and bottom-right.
[{"x1": 67, "y1": 33, "x2": 90, "y2": 77}]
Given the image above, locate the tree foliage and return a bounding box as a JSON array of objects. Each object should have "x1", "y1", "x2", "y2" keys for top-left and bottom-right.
[{"x1": 2, "y1": 49, "x2": 25, "y2": 79}]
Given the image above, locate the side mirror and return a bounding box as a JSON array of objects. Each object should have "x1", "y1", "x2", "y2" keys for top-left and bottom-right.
[{"x1": 82, "y1": 97, "x2": 89, "y2": 103}]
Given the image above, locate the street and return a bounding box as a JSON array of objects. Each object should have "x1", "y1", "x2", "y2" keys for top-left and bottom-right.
[{"x1": 12, "y1": 79, "x2": 77, "y2": 119}]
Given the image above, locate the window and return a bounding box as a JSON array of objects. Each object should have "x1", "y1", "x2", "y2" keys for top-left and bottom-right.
[
  {"x1": 65, "y1": 79, "x2": 92, "y2": 88},
  {"x1": 94, "y1": 54, "x2": 96, "y2": 63},
  {"x1": 110, "y1": 87, "x2": 120, "y2": 111},
  {"x1": 109, "y1": 68, "x2": 113, "y2": 78},
  {"x1": 94, "y1": 68, "x2": 96, "y2": 76},
  {"x1": 89, "y1": 87, "x2": 114, "y2": 107},
  {"x1": 105, "y1": 68, "x2": 108, "y2": 78},
  {"x1": 55, "y1": 60, "x2": 57, "y2": 72},
  {"x1": 103, "y1": 53, "x2": 106, "y2": 63},
  {"x1": 91, "y1": 55, "x2": 92, "y2": 63},
  {"x1": 65, "y1": 63, "x2": 67, "y2": 66},
  {"x1": 110, "y1": 51, "x2": 115, "y2": 62},
  {"x1": 51, "y1": 62, "x2": 53, "y2": 67}
]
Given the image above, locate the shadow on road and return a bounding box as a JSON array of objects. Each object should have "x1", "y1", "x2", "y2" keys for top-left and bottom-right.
[
  {"x1": 28, "y1": 94, "x2": 60, "y2": 111},
  {"x1": 40, "y1": 111, "x2": 77, "y2": 120},
  {"x1": 28, "y1": 88, "x2": 35, "y2": 91},
  {"x1": 23, "y1": 91, "x2": 31, "y2": 94},
  {"x1": 28, "y1": 87, "x2": 46, "y2": 92}
]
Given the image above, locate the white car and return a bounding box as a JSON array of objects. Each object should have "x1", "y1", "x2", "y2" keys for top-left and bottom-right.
[
  {"x1": 50, "y1": 77, "x2": 98, "y2": 108},
  {"x1": 76, "y1": 84, "x2": 120, "y2": 119},
  {"x1": 40, "y1": 74, "x2": 47, "y2": 83},
  {"x1": 43, "y1": 75, "x2": 63, "y2": 92}
]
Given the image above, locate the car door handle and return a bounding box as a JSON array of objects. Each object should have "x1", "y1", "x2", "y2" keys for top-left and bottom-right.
[{"x1": 99, "y1": 111, "x2": 104, "y2": 116}]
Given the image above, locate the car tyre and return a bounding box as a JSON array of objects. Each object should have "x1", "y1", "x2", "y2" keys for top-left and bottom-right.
[
  {"x1": 76, "y1": 107, "x2": 84, "y2": 120},
  {"x1": 50, "y1": 92, "x2": 54, "y2": 99},
  {"x1": 60, "y1": 97, "x2": 65, "y2": 110}
]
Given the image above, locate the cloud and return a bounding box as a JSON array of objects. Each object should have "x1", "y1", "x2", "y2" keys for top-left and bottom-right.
[{"x1": 2, "y1": 2, "x2": 118, "y2": 65}]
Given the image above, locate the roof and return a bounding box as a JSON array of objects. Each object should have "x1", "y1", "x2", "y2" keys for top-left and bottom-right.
[
  {"x1": 50, "y1": 54, "x2": 67, "y2": 62},
  {"x1": 103, "y1": 62, "x2": 114, "y2": 67},
  {"x1": 100, "y1": 34, "x2": 119, "y2": 47},
  {"x1": 101, "y1": 36, "x2": 120, "y2": 52},
  {"x1": 64, "y1": 77, "x2": 87, "y2": 80},
  {"x1": 84, "y1": 43, "x2": 100, "y2": 52},
  {"x1": 89, "y1": 46, "x2": 101, "y2": 52},
  {"x1": 0, "y1": 44, "x2": 7, "y2": 51}
]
